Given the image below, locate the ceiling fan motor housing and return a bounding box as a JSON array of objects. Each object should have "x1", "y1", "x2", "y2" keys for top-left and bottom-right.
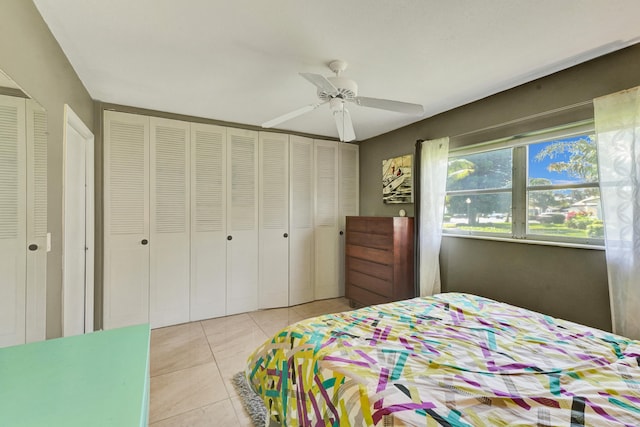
[{"x1": 318, "y1": 76, "x2": 358, "y2": 101}]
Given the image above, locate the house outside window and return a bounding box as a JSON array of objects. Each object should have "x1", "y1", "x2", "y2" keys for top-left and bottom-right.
[{"x1": 443, "y1": 121, "x2": 604, "y2": 246}]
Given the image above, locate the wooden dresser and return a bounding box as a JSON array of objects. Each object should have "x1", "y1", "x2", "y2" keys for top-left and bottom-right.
[{"x1": 345, "y1": 216, "x2": 415, "y2": 307}]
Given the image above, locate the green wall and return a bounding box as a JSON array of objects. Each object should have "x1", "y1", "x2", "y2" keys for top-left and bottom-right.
[
  {"x1": 358, "y1": 43, "x2": 640, "y2": 331},
  {"x1": 0, "y1": 0, "x2": 94, "y2": 338}
]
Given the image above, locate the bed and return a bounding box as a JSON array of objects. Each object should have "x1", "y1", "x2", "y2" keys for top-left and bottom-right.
[{"x1": 245, "y1": 292, "x2": 640, "y2": 426}]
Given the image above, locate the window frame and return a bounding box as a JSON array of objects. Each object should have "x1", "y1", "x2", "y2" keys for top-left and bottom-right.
[{"x1": 443, "y1": 120, "x2": 604, "y2": 247}]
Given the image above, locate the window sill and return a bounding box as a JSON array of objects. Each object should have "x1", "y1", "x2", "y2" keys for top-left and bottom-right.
[{"x1": 441, "y1": 232, "x2": 605, "y2": 250}]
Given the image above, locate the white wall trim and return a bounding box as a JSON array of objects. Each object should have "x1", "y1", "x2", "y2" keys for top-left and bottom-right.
[{"x1": 62, "y1": 104, "x2": 95, "y2": 336}]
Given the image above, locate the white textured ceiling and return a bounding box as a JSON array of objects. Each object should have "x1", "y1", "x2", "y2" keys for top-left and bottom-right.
[{"x1": 33, "y1": 0, "x2": 640, "y2": 142}]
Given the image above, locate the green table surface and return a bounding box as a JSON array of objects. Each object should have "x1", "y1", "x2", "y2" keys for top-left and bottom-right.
[{"x1": 0, "y1": 324, "x2": 150, "y2": 427}]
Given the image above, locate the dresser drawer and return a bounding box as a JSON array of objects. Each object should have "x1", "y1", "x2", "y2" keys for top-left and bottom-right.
[
  {"x1": 347, "y1": 270, "x2": 393, "y2": 297},
  {"x1": 346, "y1": 231, "x2": 391, "y2": 250},
  {"x1": 346, "y1": 244, "x2": 393, "y2": 264},
  {"x1": 347, "y1": 257, "x2": 393, "y2": 281},
  {"x1": 347, "y1": 285, "x2": 391, "y2": 306},
  {"x1": 346, "y1": 217, "x2": 393, "y2": 235}
]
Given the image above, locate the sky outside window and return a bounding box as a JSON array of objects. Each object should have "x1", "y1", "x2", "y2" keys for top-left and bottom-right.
[{"x1": 528, "y1": 135, "x2": 596, "y2": 185}]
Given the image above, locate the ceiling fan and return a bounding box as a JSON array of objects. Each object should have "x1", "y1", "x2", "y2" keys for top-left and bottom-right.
[{"x1": 262, "y1": 60, "x2": 424, "y2": 142}]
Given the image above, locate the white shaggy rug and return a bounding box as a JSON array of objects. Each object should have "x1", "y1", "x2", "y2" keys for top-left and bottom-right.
[{"x1": 232, "y1": 372, "x2": 269, "y2": 427}]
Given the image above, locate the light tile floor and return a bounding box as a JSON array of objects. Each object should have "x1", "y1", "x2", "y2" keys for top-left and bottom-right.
[{"x1": 149, "y1": 297, "x2": 352, "y2": 426}]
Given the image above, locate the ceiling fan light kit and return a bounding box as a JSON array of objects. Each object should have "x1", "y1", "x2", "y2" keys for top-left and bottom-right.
[{"x1": 262, "y1": 60, "x2": 424, "y2": 142}]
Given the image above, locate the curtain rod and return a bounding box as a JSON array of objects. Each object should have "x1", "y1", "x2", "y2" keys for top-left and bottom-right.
[{"x1": 449, "y1": 100, "x2": 593, "y2": 141}]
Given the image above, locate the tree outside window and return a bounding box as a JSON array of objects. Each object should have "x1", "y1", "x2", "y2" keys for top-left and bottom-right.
[{"x1": 444, "y1": 130, "x2": 603, "y2": 244}]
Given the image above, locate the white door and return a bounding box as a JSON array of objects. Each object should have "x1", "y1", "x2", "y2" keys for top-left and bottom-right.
[
  {"x1": 62, "y1": 104, "x2": 94, "y2": 337},
  {"x1": 338, "y1": 143, "x2": 359, "y2": 296},
  {"x1": 25, "y1": 99, "x2": 47, "y2": 343},
  {"x1": 103, "y1": 111, "x2": 150, "y2": 330},
  {"x1": 226, "y1": 128, "x2": 259, "y2": 315},
  {"x1": 314, "y1": 139, "x2": 340, "y2": 299},
  {"x1": 0, "y1": 95, "x2": 27, "y2": 347},
  {"x1": 258, "y1": 132, "x2": 289, "y2": 309},
  {"x1": 289, "y1": 135, "x2": 315, "y2": 305},
  {"x1": 149, "y1": 117, "x2": 191, "y2": 328},
  {"x1": 190, "y1": 123, "x2": 227, "y2": 321}
]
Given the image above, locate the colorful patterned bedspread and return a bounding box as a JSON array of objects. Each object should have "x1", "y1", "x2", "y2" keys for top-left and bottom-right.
[{"x1": 246, "y1": 293, "x2": 640, "y2": 426}]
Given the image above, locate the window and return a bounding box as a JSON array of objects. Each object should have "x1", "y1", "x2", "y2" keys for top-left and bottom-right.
[
  {"x1": 443, "y1": 123, "x2": 604, "y2": 246},
  {"x1": 444, "y1": 149, "x2": 513, "y2": 235}
]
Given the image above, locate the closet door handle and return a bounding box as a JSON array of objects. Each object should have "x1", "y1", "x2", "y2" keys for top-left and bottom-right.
[
  {"x1": 141, "y1": 239, "x2": 148, "y2": 245},
  {"x1": 283, "y1": 233, "x2": 288, "y2": 238},
  {"x1": 28, "y1": 244, "x2": 38, "y2": 251},
  {"x1": 339, "y1": 231, "x2": 344, "y2": 236},
  {"x1": 227, "y1": 235, "x2": 233, "y2": 241}
]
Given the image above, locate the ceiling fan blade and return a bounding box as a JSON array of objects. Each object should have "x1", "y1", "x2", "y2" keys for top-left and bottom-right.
[
  {"x1": 354, "y1": 96, "x2": 424, "y2": 115},
  {"x1": 300, "y1": 72, "x2": 339, "y2": 96},
  {"x1": 262, "y1": 102, "x2": 326, "y2": 128},
  {"x1": 333, "y1": 107, "x2": 356, "y2": 142}
]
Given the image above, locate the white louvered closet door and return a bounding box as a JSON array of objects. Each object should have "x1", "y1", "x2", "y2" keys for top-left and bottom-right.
[
  {"x1": 258, "y1": 132, "x2": 289, "y2": 309},
  {"x1": 190, "y1": 123, "x2": 227, "y2": 321},
  {"x1": 103, "y1": 111, "x2": 150, "y2": 330},
  {"x1": 0, "y1": 95, "x2": 27, "y2": 348},
  {"x1": 25, "y1": 100, "x2": 47, "y2": 343},
  {"x1": 289, "y1": 136, "x2": 315, "y2": 305},
  {"x1": 149, "y1": 118, "x2": 190, "y2": 328},
  {"x1": 314, "y1": 139, "x2": 340, "y2": 299},
  {"x1": 338, "y1": 143, "x2": 359, "y2": 296},
  {"x1": 226, "y1": 128, "x2": 259, "y2": 315}
]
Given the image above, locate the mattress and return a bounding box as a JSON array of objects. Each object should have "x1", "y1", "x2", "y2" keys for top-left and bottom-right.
[{"x1": 246, "y1": 293, "x2": 640, "y2": 426}]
